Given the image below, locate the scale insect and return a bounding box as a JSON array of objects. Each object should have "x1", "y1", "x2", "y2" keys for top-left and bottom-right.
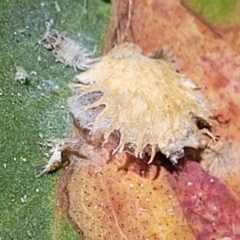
[
  {"x1": 39, "y1": 42, "x2": 236, "y2": 179},
  {"x1": 70, "y1": 43, "x2": 216, "y2": 165},
  {"x1": 40, "y1": 28, "x2": 101, "y2": 71}
]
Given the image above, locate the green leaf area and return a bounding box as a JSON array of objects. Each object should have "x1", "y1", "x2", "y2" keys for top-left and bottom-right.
[
  {"x1": 183, "y1": 0, "x2": 240, "y2": 26},
  {"x1": 0, "y1": 0, "x2": 110, "y2": 239}
]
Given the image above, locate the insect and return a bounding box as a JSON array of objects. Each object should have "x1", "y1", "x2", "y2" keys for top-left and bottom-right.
[
  {"x1": 200, "y1": 139, "x2": 237, "y2": 177},
  {"x1": 40, "y1": 28, "x2": 101, "y2": 71},
  {"x1": 37, "y1": 139, "x2": 76, "y2": 177},
  {"x1": 71, "y1": 42, "x2": 216, "y2": 165},
  {"x1": 14, "y1": 66, "x2": 28, "y2": 84}
]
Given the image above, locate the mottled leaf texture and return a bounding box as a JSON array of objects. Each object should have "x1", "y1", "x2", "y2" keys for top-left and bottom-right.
[{"x1": 56, "y1": 0, "x2": 240, "y2": 239}]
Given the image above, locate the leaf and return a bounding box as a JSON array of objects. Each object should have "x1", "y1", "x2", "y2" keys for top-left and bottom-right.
[
  {"x1": 57, "y1": 0, "x2": 240, "y2": 239},
  {"x1": 0, "y1": 0, "x2": 110, "y2": 239}
]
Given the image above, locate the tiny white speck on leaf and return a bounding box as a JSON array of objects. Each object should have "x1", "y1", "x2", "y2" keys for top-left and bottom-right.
[
  {"x1": 20, "y1": 195, "x2": 27, "y2": 203},
  {"x1": 30, "y1": 71, "x2": 37, "y2": 75},
  {"x1": 166, "y1": 208, "x2": 174, "y2": 212},
  {"x1": 20, "y1": 157, "x2": 27, "y2": 162},
  {"x1": 54, "y1": 2, "x2": 61, "y2": 12},
  {"x1": 129, "y1": 183, "x2": 134, "y2": 188}
]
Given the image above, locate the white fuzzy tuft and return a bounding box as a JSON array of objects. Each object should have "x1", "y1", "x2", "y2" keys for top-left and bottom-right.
[
  {"x1": 41, "y1": 29, "x2": 101, "y2": 71},
  {"x1": 69, "y1": 43, "x2": 213, "y2": 164}
]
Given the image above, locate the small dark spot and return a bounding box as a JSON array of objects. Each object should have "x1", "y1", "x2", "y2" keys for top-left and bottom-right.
[
  {"x1": 194, "y1": 115, "x2": 212, "y2": 131},
  {"x1": 211, "y1": 114, "x2": 230, "y2": 125}
]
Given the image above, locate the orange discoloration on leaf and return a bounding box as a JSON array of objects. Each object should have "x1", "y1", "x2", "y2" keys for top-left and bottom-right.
[
  {"x1": 58, "y1": 142, "x2": 195, "y2": 240},
  {"x1": 55, "y1": 0, "x2": 240, "y2": 239}
]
